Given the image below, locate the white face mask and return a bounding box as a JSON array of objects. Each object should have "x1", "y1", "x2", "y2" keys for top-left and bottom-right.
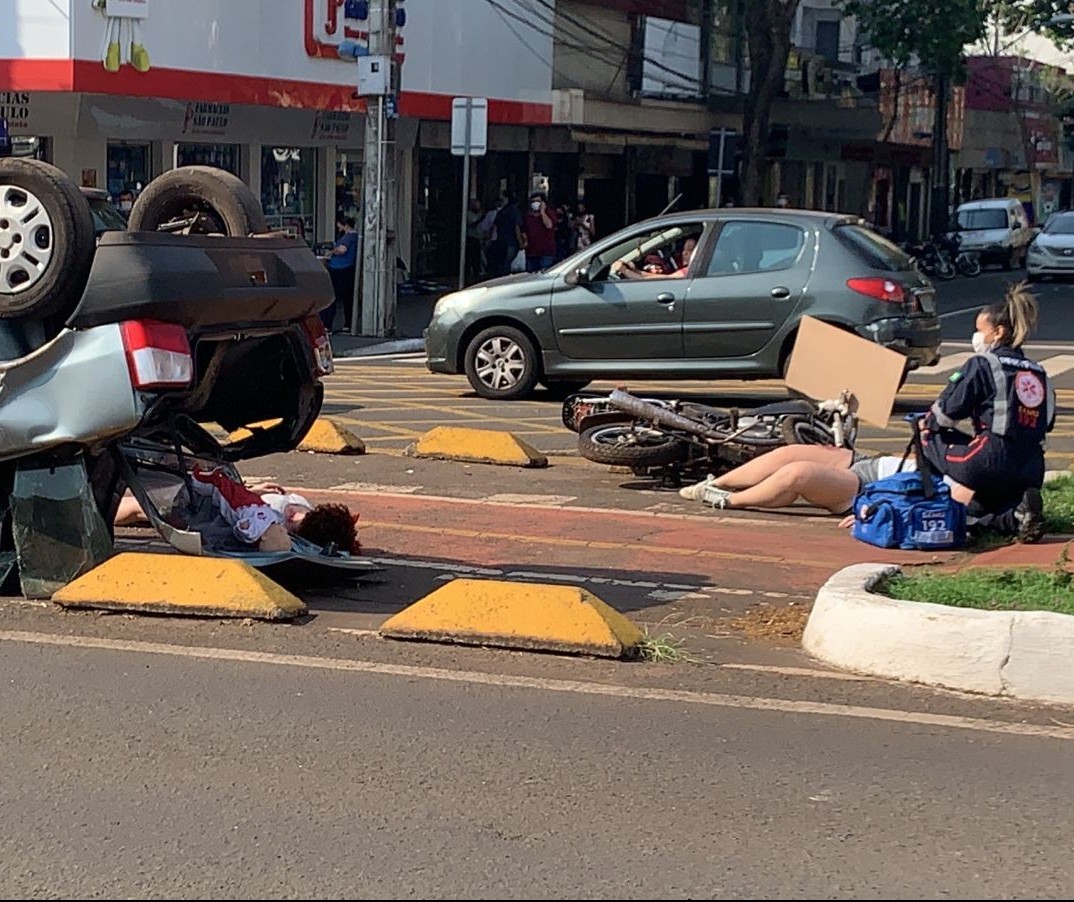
[
  {"x1": 972, "y1": 330, "x2": 990, "y2": 355},
  {"x1": 118, "y1": 201, "x2": 132, "y2": 213}
]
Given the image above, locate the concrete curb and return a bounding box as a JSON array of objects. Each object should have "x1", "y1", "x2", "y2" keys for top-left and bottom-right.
[
  {"x1": 333, "y1": 338, "x2": 425, "y2": 358},
  {"x1": 803, "y1": 563, "x2": 1074, "y2": 705}
]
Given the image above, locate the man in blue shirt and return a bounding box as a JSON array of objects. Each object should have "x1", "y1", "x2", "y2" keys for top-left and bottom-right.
[{"x1": 325, "y1": 216, "x2": 359, "y2": 332}]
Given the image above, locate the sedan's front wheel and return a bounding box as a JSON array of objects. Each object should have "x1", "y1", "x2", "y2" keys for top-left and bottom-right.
[{"x1": 464, "y1": 325, "x2": 540, "y2": 400}]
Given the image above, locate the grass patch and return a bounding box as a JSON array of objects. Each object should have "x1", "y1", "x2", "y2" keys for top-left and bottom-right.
[
  {"x1": 1043, "y1": 475, "x2": 1074, "y2": 535},
  {"x1": 878, "y1": 565, "x2": 1074, "y2": 616},
  {"x1": 635, "y1": 632, "x2": 693, "y2": 664}
]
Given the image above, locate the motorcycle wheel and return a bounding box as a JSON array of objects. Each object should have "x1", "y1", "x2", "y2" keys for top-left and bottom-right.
[
  {"x1": 578, "y1": 424, "x2": 688, "y2": 467},
  {"x1": 933, "y1": 257, "x2": 957, "y2": 280},
  {"x1": 780, "y1": 416, "x2": 836, "y2": 446},
  {"x1": 956, "y1": 254, "x2": 981, "y2": 277}
]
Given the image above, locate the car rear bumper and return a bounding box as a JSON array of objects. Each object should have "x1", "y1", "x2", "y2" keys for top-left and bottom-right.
[{"x1": 860, "y1": 316, "x2": 942, "y2": 369}]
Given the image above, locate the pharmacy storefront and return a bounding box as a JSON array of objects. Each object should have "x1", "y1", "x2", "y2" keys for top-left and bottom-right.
[{"x1": 3, "y1": 0, "x2": 553, "y2": 252}]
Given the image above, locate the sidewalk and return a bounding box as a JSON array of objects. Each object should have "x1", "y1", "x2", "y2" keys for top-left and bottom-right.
[{"x1": 329, "y1": 288, "x2": 441, "y2": 358}]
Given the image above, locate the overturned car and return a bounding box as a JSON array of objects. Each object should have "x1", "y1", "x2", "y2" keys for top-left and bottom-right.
[{"x1": 0, "y1": 159, "x2": 369, "y2": 596}]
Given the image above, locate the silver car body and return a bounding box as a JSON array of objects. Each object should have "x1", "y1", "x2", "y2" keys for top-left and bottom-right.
[
  {"x1": 0, "y1": 324, "x2": 142, "y2": 463},
  {"x1": 1027, "y1": 212, "x2": 1074, "y2": 278}
]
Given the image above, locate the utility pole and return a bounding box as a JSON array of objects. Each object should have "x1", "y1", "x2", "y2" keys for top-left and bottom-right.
[
  {"x1": 930, "y1": 71, "x2": 950, "y2": 238},
  {"x1": 357, "y1": 0, "x2": 399, "y2": 338}
]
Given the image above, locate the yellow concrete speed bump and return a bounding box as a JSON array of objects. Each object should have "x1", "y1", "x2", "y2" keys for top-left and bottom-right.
[
  {"x1": 227, "y1": 418, "x2": 283, "y2": 443},
  {"x1": 52, "y1": 553, "x2": 307, "y2": 621},
  {"x1": 379, "y1": 578, "x2": 642, "y2": 657},
  {"x1": 228, "y1": 417, "x2": 364, "y2": 455},
  {"x1": 297, "y1": 417, "x2": 365, "y2": 454},
  {"x1": 406, "y1": 426, "x2": 547, "y2": 467}
]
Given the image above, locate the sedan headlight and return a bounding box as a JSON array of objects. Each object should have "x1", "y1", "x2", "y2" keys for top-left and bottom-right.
[{"x1": 433, "y1": 287, "x2": 487, "y2": 318}]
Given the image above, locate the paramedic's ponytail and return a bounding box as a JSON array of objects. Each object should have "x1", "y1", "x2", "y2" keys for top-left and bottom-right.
[{"x1": 982, "y1": 281, "x2": 1038, "y2": 348}]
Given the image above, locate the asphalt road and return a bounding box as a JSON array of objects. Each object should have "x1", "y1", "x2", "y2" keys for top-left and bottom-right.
[
  {"x1": 3, "y1": 632, "x2": 1074, "y2": 899},
  {"x1": 935, "y1": 269, "x2": 1074, "y2": 340}
]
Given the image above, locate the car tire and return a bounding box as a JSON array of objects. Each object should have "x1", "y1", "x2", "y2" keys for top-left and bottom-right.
[
  {"x1": 463, "y1": 325, "x2": 540, "y2": 400},
  {"x1": 578, "y1": 423, "x2": 688, "y2": 468},
  {"x1": 127, "y1": 165, "x2": 267, "y2": 236},
  {"x1": 0, "y1": 158, "x2": 96, "y2": 320}
]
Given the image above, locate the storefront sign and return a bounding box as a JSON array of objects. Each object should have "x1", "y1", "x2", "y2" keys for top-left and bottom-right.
[
  {"x1": 181, "y1": 101, "x2": 231, "y2": 136},
  {"x1": 0, "y1": 92, "x2": 31, "y2": 129},
  {"x1": 105, "y1": 0, "x2": 150, "y2": 19},
  {"x1": 312, "y1": 110, "x2": 351, "y2": 141}
]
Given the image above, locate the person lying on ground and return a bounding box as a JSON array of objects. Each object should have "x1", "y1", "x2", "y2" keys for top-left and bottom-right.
[
  {"x1": 679, "y1": 284, "x2": 1054, "y2": 544},
  {"x1": 678, "y1": 443, "x2": 1044, "y2": 542},
  {"x1": 114, "y1": 467, "x2": 360, "y2": 554}
]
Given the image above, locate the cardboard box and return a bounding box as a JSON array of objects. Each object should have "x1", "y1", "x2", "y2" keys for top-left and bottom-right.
[{"x1": 784, "y1": 316, "x2": 905, "y2": 428}]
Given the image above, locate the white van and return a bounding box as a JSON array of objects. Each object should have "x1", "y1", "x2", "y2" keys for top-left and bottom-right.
[{"x1": 953, "y1": 198, "x2": 1032, "y2": 269}]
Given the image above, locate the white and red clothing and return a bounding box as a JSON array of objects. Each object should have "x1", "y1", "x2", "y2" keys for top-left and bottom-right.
[{"x1": 190, "y1": 466, "x2": 281, "y2": 544}]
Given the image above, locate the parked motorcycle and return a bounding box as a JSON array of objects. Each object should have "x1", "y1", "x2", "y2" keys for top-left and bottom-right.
[
  {"x1": 945, "y1": 231, "x2": 982, "y2": 277},
  {"x1": 902, "y1": 236, "x2": 957, "y2": 280},
  {"x1": 565, "y1": 389, "x2": 858, "y2": 483}
]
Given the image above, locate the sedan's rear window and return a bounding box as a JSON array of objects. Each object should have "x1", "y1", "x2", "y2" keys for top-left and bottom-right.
[{"x1": 831, "y1": 224, "x2": 911, "y2": 272}]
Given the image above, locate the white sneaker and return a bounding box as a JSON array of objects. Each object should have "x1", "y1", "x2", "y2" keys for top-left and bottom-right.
[
  {"x1": 701, "y1": 484, "x2": 732, "y2": 509},
  {"x1": 679, "y1": 475, "x2": 717, "y2": 501}
]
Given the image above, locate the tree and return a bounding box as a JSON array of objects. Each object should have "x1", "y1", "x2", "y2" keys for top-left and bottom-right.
[
  {"x1": 729, "y1": 0, "x2": 800, "y2": 206},
  {"x1": 842, "y1": 0, "x2": 993, "y2": 233}
]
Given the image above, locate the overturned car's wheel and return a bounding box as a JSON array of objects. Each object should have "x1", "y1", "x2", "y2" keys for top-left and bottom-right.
[
  {"x1": 0, "y1": 159, "x2": 96, "y2": 320},
  {"x1": 127, "y1": 165, "x2": 266, "y2": 236},
  {"x1": 578, "y1": 423, "x2": 688, "y2": 468}
]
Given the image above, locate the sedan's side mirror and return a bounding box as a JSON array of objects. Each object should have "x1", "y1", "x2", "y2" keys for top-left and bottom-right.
[{"x1": 565, "y1": 265, "x2": 591, "y2": 287}]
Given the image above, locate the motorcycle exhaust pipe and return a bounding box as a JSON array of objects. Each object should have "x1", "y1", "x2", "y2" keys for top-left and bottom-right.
[{"x1": 608, "y1": 388, "x2": 725, "y2": 440}]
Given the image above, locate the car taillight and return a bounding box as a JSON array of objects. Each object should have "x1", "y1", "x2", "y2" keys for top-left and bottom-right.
[
  {"x1": 846, "y1": 277, "x2": 906, "y2": 304},
  {"x1": 119, "y1": 320, "x2": 193, "y2": 390},
  {"x1": 303, "y1": 316, "x2": 334, "y2": 377}
]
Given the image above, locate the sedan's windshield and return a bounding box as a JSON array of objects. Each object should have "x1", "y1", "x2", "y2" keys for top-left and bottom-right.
[
  {"x1": 957, "y1": 208, "x2": 1009, "y2": 230},
  {"x1": 1044, "y1": 214, "x2": 1074, "y2": 235}
]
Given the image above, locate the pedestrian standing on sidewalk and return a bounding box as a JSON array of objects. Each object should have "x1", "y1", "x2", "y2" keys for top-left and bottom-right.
[
  {"x1": 325, "y1": 216, "x2": 359, "y2": 333},
  {"x1": 522, "y1": 192, "x2": 558, "y2": 273},
  {"x1": 488, "y1": 192, "x2": 523, "y2": 277}
]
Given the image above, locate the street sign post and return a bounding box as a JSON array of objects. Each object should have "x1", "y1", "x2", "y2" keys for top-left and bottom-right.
[{"x1": 452, "y1": 97, "x2": 488, "y2": 289}]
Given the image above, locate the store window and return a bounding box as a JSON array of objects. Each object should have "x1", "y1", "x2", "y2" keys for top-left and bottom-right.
[
  {"x1": 261, "y1": 147, "x2": 317, "y2": 243},
  {"x1": 335, "y1": 150, "x2": 363, "y2": 224},
  {"x1": 107, "y1": 141, "x2": 150, "y2": 199},
  {"x1": 177, "y1": 143, "x2": 240, "y2": 176}
]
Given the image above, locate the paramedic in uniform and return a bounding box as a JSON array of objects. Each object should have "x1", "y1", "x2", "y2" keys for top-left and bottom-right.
[{"x1": 921, "y1": 283, "x2": 1054, "y2": 541}]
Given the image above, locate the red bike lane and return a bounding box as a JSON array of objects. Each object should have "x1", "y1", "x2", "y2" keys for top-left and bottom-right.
[{"x1": 303, "y1": 488, "x2": 954, "y2": 601}]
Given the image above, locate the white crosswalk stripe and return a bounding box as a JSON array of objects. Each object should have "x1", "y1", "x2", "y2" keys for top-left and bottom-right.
[
  {"x1": 914, "y1": 352, "x2": 974, "y2": 376},
  {"x1": 1042, "y1": 355, "x2": 1074, "y2": 378}
]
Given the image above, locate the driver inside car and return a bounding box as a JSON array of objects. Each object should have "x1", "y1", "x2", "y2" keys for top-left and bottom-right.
[{"x1": 612, "y1": 237, "x2": 697, "y2": 280}]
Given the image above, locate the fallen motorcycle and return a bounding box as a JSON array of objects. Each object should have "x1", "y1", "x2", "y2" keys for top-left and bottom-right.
[{"x1": 565, "y1": 388, "x2": 858, "y2": 483}]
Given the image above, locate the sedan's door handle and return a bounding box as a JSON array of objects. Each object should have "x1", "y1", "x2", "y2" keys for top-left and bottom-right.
[
  {"x1": 656, "y1": 292, "x2": 676, "y2": 304},
  {"x1": 770, "y1": 286, "x2": 791, "y2": 299}
]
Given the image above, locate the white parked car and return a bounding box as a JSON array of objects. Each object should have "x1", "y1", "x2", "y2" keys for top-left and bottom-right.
[
  {"x1": 953, "y1": 197, "x2": 1032, "y2": 270},
  {"x1": 1027, "y1": 211, "x2": 1074, "y2": 281}
]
